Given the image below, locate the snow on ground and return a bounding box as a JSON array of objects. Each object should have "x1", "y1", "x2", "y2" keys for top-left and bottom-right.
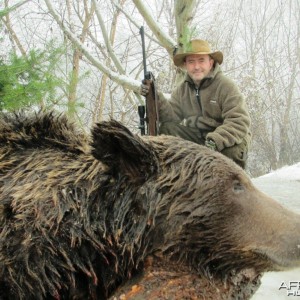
[
  {"x1": 257, "y1": 162, "x2": 300, "y2": 181},
  {"x1": 251, "y1": 162, "x2": 300, "y2": 300}
]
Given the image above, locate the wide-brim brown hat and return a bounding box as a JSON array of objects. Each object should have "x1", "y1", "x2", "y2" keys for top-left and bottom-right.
[{"x1": 173, "y1": 39, "x2": 223, "y2": 67}]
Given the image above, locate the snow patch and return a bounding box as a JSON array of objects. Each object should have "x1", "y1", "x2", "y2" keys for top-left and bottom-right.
[{"x1": 256, "y1": 162, "x2": 300, "y2": 181}]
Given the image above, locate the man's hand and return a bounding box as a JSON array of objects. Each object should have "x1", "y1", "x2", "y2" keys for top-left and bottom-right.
[
  {"x1": 205, "y1": 139, "x2": 217, "y2": 151},
  {"x1": 140, "y1": 82, "x2": 150, "y2": 96},
  {"x1": 183, "y1": 116, "x2": 198, "y2": 127}
]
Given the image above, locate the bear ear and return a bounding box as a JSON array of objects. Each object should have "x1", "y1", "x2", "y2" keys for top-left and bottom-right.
[{"x1": 91, "y1": 120, "x2": 159, "y2": 182}]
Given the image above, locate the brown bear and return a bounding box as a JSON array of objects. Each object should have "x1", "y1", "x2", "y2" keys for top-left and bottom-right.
[{"x1": 0, "y1": 111, "x2": 299, "y2": 300}]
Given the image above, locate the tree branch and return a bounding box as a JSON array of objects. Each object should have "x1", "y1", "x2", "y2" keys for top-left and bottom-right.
[
  {"x1": 132, "y1": 0, "x2": 177, "y2": 55},
  {"x1": 0, "y1": 0, "x2": 30, "y2": 18},
  {"x1": 92, "y1": 0, "x2": 125, "y2": 74},
  {"x1": 44, "y1": 0, "x2": 141, "y2": 95},
  {"x1": 111, "y1": 0, "x2": 158, "y2": 44},
  {"x1": 2, "y1": 0, "x2": 27, "y2": 56}
]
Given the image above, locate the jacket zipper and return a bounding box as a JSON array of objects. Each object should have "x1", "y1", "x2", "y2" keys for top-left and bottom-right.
[{"x1": 195, "y1": 87, "x2": 202, "y2": 112}]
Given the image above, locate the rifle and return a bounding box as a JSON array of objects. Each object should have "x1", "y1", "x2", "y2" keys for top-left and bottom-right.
[{"x1": 138, "y1": 26, "x2": 159, "y2": 136}]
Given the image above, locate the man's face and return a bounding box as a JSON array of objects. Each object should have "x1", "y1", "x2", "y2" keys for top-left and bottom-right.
[{"x1": 184, "y1": 54, "x2": 214, "y2": 85}]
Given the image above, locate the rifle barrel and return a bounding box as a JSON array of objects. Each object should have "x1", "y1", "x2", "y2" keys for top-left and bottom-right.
[{"x1": 140, "y1": 26, "x2": 148, "y2": 79}]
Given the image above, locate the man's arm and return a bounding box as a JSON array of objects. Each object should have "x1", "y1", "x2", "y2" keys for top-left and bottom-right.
[
  {"x1": 206, "y1": 82, "x2": 251, "y2": 151},
  {"x1": 157, "y1": 89, "x2": 183, "y2": 123}
]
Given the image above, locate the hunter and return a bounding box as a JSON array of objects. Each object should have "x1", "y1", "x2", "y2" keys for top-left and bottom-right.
[{"x1": 141, "y1": 39, "x2": 251, "y2": 169}]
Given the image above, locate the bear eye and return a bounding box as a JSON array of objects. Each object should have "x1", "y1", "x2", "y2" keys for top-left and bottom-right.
[{"x1": 233, "y1": 180, "x2": 245, "y2": 193}]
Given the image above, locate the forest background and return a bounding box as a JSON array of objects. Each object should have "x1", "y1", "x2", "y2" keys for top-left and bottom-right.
[{"x1": 0, "y1": 0, "x2": 299, "y2": 177}]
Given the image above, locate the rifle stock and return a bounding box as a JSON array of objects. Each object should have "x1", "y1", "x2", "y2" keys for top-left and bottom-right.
[{"x1": 139, "y1": 26, "x2": 159, "y2": 136}]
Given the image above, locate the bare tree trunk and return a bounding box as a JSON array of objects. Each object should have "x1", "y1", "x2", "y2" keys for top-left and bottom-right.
[
  {"x1": 44, "y1": 0, "x2": 141, "y2": 92},
  {"x1": 174, "y1": 0, "x2": 198, "y2": 45},
  {"x1": 92, "y1": 0, "x2": 126, "y2": 123},
  {"x1": 66, "y1": 0, "x2": 95, "y2": 119},
  {"x1": 2, "y1": 0, "x2": 26, "y2": 56}
]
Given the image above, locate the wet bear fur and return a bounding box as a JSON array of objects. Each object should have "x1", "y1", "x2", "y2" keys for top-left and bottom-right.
[{"x1": 0, "y1": 111, "x2": 299, "y2": 299}]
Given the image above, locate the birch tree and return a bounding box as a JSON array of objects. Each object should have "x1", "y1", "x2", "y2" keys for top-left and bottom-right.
[{"x1": 1, "y1": 0, "x2": 28, "y2": 56}]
